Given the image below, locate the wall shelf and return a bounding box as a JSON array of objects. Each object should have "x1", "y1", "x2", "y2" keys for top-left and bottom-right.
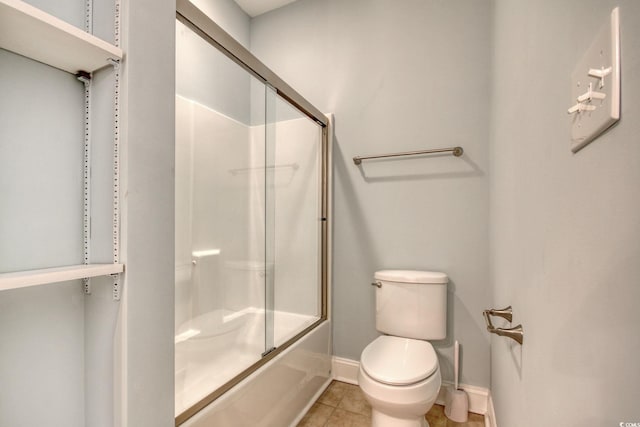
[
  {"x1": 0, "y1": 263, "x2": 124, "y2": 292},
  {"x1": 1, "y1": 0, "x2": 125, "y2": 423},
  {"x1": 0, "y1": 0, "x2": 123, "y2": 74}
]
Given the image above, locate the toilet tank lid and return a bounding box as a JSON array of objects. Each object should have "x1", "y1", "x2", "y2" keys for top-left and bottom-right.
[{"x1": 375, "y1": 270, "x2": 448, "y2": 284}]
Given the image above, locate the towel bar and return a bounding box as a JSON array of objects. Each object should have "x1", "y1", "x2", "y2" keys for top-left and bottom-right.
[{"x1": 353, "y1": 146, "x2": 463, "y2": 165}]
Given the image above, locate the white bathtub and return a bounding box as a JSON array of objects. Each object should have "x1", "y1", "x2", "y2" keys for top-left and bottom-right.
[{"x1": 177, "y1": 312, "x2": 331, "y2": 425}]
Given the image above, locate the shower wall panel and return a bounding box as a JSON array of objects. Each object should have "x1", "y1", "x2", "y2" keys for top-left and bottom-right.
[
  {"x1": 174, "y1": 96, "x2": 324, "y2": 420},
  {"x1": 269, "y1": 117, "x2": 321, "y2": 317},
  {"x1": 175, "y1": 96, "x2": 323, "y2": 338},
  {"x1": 175, "y1": 95, "x2": 262, "y2": 328}
]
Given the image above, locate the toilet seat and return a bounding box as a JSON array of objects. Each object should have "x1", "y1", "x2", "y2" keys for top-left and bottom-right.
[{"x1": 361, "y1": 336, "x2": 438, "y2": 386}]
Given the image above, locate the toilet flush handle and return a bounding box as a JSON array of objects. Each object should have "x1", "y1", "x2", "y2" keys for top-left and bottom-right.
[{"x1": 371, "y1": 281, "x2": 382, "y2": 288}]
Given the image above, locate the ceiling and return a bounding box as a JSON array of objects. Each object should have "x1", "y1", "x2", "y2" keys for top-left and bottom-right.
[{"x1": 234, "y1": 0, "x2": 298, "y2": 17}]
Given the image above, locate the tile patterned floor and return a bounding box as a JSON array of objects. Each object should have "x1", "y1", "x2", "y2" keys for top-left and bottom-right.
[{"x1": 298, "y1": 381, "x2": 484, "y2": 427}]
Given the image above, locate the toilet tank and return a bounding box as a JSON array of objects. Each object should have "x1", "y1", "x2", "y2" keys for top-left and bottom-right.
[{"x1": 374, "y1": 270, "x2": 448, "y2": 340}]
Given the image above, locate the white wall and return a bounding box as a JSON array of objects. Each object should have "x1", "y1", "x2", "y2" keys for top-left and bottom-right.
[
  {"x1": 251, "y1": 0, "x2": 493, "y2": 388},
  {"x1": 490, "y1": 1, "x2": 640, "y2": 426}
]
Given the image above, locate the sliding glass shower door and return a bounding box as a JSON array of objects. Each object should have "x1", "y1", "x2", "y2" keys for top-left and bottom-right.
[
  {"x1": 175, "y1": 17, "x2": 325, "y2": 422},
  {"x1": 266, "y1": 88, "x2": 323, "y2": 349},
  {"x1": 175, "y1": 19, "x2": 268, "y2": 415}
]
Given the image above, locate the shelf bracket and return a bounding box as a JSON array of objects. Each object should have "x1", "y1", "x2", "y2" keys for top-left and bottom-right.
[
  {"x1": 75, "y1": 70, "x2": 91, "y2": 84},
  {"x1": 107, "y1": 58, "x2": 120, "y2": 70}
]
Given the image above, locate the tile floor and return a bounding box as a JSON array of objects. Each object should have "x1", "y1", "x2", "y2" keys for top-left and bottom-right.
[{"x1": 298, "y1": 381, "x2": 484, "y2": 427}]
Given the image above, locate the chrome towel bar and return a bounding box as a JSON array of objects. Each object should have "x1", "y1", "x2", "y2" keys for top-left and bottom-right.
[
  {"x1": 483, "y1": 306, "x2": 524, "y2": 345},
  {"x1": 353, "y1": 146, "x2": 463, "y2": 165}
]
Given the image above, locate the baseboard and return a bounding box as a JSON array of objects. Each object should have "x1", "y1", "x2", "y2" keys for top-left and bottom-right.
[
  {"x1": 331, "y1": 356, "x2": 359, "y2": 385},
  {"x1": 484, "y1": 392, "x2": 497, "y2": 427},
  {"x1": 331, "y1": 356, "x2": 490, "y2": 416},
  {"x1": 435, "y1": 381, "x2": 489, "y2": 415}
]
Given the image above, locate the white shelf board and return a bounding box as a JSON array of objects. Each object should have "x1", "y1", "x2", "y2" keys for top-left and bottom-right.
[
  {"x1": 0, "y1": 0, "x2": 123, "y2": 74},
  {"x1": 0, "y1": 263, "x2": 124, "y2": 292}
]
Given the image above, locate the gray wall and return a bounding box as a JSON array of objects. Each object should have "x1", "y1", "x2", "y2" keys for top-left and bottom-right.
[
  {"x1": 0, "y1": 1, "x2": 121, "y2": 425},
  {"x1": 251, "y1": 0, "x2": 493, "y2": 388},
  {"x1": 490, "y1": 1, "x2": 640, "y2": 426},
  {"x1": 192, "y1": 0, "x2": 250, "y2": 46},
  {"x1": 119, "y1": 0, "x2": 175, "y2": 425},
  {"x1": 176, "y1": 0, "x2": 252, "y2": 123}
]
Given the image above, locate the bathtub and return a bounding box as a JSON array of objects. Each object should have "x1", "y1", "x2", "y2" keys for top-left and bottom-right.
[{"x1": 177, "y1": 313, "x2": 331, "y2": 426}]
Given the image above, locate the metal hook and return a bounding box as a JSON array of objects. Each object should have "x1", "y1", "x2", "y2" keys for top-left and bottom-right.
[{"x1": 483, "y1": 306, "x2": 523, "y2": 345}]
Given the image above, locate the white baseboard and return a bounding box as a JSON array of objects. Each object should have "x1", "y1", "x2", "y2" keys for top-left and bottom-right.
[
  {"x1": 484, "y1": 392, "x2": 497, "y2": 427},
  {"x1": 435, "y1": 381, "x2": 489, "y2": 415},
  {"x1": 331, "y1": 356, "x2": 359, "y2": 385},
  {"x1": 331, "y1": 356, "x2": 491, "y2": 417}
]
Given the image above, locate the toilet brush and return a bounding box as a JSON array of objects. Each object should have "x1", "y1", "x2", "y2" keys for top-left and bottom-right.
[{"x1": 444, "y1": 340, "x2": 469, "y2": 422}]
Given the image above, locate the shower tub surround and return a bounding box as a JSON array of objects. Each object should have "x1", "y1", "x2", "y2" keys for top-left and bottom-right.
[
  {"x1": 181, "y1": 320, "x2": 331, "y2": 426},
  {"x1": 175, "y1": 90, "x2": 325, "y2": 423},
  {"x1": 175, "y1": 308, "x2": 319, "y2": 415}
]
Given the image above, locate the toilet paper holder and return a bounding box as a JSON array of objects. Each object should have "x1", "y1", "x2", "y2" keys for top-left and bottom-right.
[{"x1": 483, "y1": 306, "x2": 524, "y2": 345}]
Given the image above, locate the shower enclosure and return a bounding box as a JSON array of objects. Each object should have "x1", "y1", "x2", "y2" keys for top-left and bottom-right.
[{"x1": 174, "y1": 1, "x2": 329, "y2": 424}]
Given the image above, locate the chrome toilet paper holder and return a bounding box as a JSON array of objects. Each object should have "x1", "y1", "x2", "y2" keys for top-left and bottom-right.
[{"x1": 483, "y1": 306, "x2": 524, "y2": 345}]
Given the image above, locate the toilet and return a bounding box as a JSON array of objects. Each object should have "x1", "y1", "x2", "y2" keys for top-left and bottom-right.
[{"x1": 358, "y1": 270, "x2": 448, "y2": 427}]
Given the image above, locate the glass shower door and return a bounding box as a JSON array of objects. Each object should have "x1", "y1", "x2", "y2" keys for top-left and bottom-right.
[
  {"x1": 174, "y1": 19, "x2": 269, "y2": 416},
  {"x1": 175, "y1": 9, "x2": 327, "y2": 423},
  {"x1": 266, "y1": 91, "x2": 324, "y2": 348}
]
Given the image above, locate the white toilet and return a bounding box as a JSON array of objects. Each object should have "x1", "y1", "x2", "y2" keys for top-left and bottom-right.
[{"x1": 358, "y1": 270, "x2": 448, "y2": 427}]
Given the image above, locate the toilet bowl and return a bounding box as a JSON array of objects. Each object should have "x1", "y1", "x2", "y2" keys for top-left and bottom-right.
[
  {"x1": 358, "y1": 336, "x2": 441, "y2": 427},
  {"x1": 358, "y1": 270, "x2": 448, "y2": 427}
]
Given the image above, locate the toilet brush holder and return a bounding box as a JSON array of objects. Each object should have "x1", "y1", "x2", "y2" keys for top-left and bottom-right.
[
  {"x1": 444, "y1": 388, "x2": 469, "y2": 422},
  {"x1": 446, "y1": 340, "x2": 468, "y2": 422}
]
